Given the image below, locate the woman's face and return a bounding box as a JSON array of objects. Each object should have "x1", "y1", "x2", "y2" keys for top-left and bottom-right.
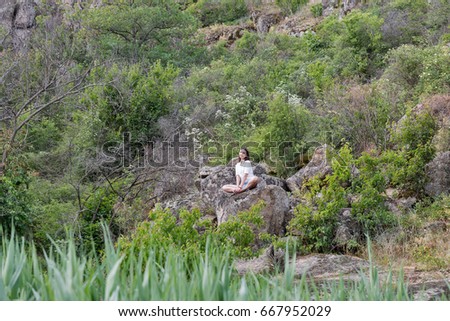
[{"x1": 239, "y1": 149, "x2": 247, "y2": 160}]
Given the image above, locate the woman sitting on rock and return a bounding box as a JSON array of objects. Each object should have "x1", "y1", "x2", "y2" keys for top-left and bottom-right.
[{"x1": 222, "y1": 148, "x2": 259, "y2": 194}]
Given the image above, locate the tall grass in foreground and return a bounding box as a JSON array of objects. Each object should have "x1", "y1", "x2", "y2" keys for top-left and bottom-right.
[{"x1": 0, "y1": 229, "x2": 445, "y2": 300}]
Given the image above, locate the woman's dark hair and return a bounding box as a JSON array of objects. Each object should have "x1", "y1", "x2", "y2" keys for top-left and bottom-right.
[{"x1": 240, "y1": 147, "x2": 250, "y2": 161}]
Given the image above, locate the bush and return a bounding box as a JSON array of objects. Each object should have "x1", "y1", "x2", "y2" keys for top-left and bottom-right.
[
  {"x1": 0, "y1": 167, "x2": 33, "y2": 237},
  {"x1": 310, "y1": 3, "x2": 323, "y2": 17},
  {"x1": 288, "y1": 145, "x2": 352, "y2": 252},
  {"x1": 187, "y1": 0, "x2": 248, "y2": 27},
  {"x1": 118, "y1": 201, "x2": 267, "y2": 260},
  {"x1": 275, "y1": 0, "x2": 308, "y2": 15},
  {"x1": 391, "y1": 110, "x2": 437, "y2": 151},
  {"x1": 257, "y1": 92, "x2": 313, "y2": 177},
  {"x1": 83, "y1": 62, "x2": 179, "y2": 143}
]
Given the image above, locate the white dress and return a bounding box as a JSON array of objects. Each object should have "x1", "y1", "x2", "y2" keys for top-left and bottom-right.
[{"x1": 235, "y1": 160, "x2": 254, "y2": 187}]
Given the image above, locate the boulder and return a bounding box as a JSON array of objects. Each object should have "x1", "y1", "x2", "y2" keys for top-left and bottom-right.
[
  {"x1": 0, "y1": 0, "x2": 36, "y2": 49},
  {"x1": 409, "y1": 279, "x2": 450, "y2": 301},
  {"x1": 293, "y1": 254, "x2": 369, "y2": 279},
  {"x1": 234, "y1": 245, "x2": 285, "y2": 275},
  {"x1": 334, "y1": 208, "x2": 361, "y2": 246},
  {"x1": 252, "y1": 10, "x2": 282, "y2": 34},
  {"x1": 276, "y1": 16, "x2": 320, "y2": 37},
  {"x1": 198, "y1": 162, "x2": 291, "y2": 235},
  {"x1": 286, "y1": 146, "x2": 332, "y2": 193},
  {"x1": 322, "y1": 0, "x2": 362, "y2": 16},
  {"x1": 200, "y1": 22, "x2": 256, "y2": 47},
  {"x1": 425, "y1": 151, "x2": 450, "y2": 197},
  {"x1": 322, "y1": 0, "x2": 339, "y2": 16},
  {"x1": 342, "y1": 0, "x2": 361, "y2": 14},
  {"x1": 215, "y1": 184, "x2": 289, "y2": 235}
]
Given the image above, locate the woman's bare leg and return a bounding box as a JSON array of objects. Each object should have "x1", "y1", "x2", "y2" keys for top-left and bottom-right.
[
  {"x1": 240, "y1": 177, "x2": 260, "y2": 192},
  {"x1": 222, "y1": 184, "x2": 239, "y2": 193}
]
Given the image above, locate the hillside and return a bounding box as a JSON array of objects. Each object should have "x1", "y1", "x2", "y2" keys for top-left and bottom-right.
[{"x1": 0, "y1": 0, "x2": 449, "y2": 300}]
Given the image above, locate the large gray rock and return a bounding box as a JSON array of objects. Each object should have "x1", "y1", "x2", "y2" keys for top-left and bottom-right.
[
  {"x1": 322, "y1": 0, "x2": 362, "y2": 16},
  {"x1": 234, "y1": 245, "x2": 285, "y2": 275},
  {"x1": 199, "y1": 163, "x2": 290, "y2": 235},
  {"x1": 425, "y1": 151, "x2": 450, "y2": 197},
  {"x1": 253, "y1": 11, "x2": 282, "y2": 34},
  {"x1": 286, "y1": 146, "x2": 332, "y2": 193},
  {"x1": 0, "y1": 0, "x2": 37, "y2": 49},
  {"x1": 293, "y1": 254, "x2": 369, "y2": 279},
  {"x1": 409, "y1": 279, "x2": 450, "y2": 301},
  {"x1": 334, "y1": 208, "x2": 361, "y2": 246},
  {"x1": 215, "y1": 184, "x2": 289, "y2": 235}
]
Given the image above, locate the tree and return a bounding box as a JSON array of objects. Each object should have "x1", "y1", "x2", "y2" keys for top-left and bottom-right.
[
  {"x1": 0, "y1": 14, "x2": 93, "y2": 167},
  {"x1": 81, "y1": 0, "x2": 199, "y2": 63}
]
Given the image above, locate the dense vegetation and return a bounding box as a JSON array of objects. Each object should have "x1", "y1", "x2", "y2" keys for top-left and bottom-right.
[{"x1": 0, "y1": 0, "x2": 449, "y2": 300}]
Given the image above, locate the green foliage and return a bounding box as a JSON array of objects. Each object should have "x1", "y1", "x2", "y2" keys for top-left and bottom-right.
[
  {"x1": 257, "y1": 92, "x2": 312, "y2": 176},
  {"x1": 26, "y1": 118, "x2": 61, "y2": 152},
  {"x1": 78, "y1": 186, "x2": 119, "y2": 251},
  {"x1": 83, "y1": 61, "x2": 179, "y2": 142},
  {"x1": 416, "y1": 45, "x2": 450, "y2": 96},
  {"x1": 275, "y1": 0, "x2": 308, "y2": 15},
  {"x1": 288, "y1": 145, "x2": 352, "y2": 252},
  {"x1": 310, "y1": 3, "x2": 323, "y2": 18},
  {"x1": 235, "y1": 31, "x2": 259, "y2": 60},
  {"x1": 381, "y1": 0, "x2": 450, "y2": 47},
  {"x1": 392, "y1": 111, "x2": 437, "y2": 151},
  {"x1": 383, "y1": 44, "x2": 450, "y2": 97},
  {"x1": 351, "y1": 186, "x2": 394, "y2": 235},
  {"x1": 119, "y1": 201, "x2": 267, "y2": 259},
  {"x1": 118, "y1": 206, "x2": 206, "y2": 256},
  {"x1": 0, "y1": 167, "x2": 33, "y2": 236},
  {"x1": 187, "y1": 0, "x2": 248, "y2": 26},
  {"x1": 215, "y1": 201, "x2": 267, "y2": 257},
  {"x1": 0, "y1": 228, "x2": 426, "y2": 300},
  {"x1": 81, "y1": 0, "x2": 199, "y2": 64},
  {"x1": 415, "y1": 195, "x2": 450, "y2": 221},
  {"x1": 28, "y1": 179, "x2": 78, "y2": 248}
]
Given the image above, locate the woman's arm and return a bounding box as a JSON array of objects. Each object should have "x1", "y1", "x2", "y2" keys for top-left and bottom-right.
[{"x1": 236, "y1": 175, "x2": 241, "y2": 186}]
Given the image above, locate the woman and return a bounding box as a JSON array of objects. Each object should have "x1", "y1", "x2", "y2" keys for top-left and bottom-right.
[{"x1": 222, "y1": 148, "x2": 259, "y2": 194}]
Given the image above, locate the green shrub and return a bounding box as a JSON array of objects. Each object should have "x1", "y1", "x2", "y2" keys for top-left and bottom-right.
[
  {"x1": 0, "y1": 167, "x2": 34, "y2": 237},
  {"x1": 351, "y1": 186, "x2": 395, "y2": 235},
  {"x1": 83, "y1": 62, "x2": 179, "y2": 143},
  {"x1": 415, "y1": 195, "x2": 450, "y2": 221},
  {"x1": 288, "y1": 145, "x2": 352, "y2": 252},
  {"x1": 235, "y1": 31, "x2": 259, "y2": 60},
  {"x1": 187, "y1": 0, "x2": 248, "y2": 26},
  {"x1": 275, "y1": 0, "x2": 308, "y2": 15},
  {"x1": 257, "y1": 92, "x2": 313, "y2": 177},
  {"x1": 391, "y1": 109, "x2": 437, "y2": 150},
  {"x1": 215, "y1": 201, "x2": 268, "y2": 257},
  {"x1": 417, "y1": 45, "x2": 450, "y2": 96},
  {"x1": 310, "y1": 3, "x2": 323, "y2": 17},
  {"x1": 118, "y1": 201, "x2": 267, "y2": 260}
]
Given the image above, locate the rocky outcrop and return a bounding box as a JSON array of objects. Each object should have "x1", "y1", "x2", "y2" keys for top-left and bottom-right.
[
  {"x1": 276, "y1": 16, "x2": 320, "y2": 37},
  {"x1": 322, "y1": 0, "x2": 339, "y2": 16},
  {"x1": 251, "y1": 8, "x2": 283, "y2": 34},
  {"x1": 425, "y1": 151, "x2": 450, "y2": 197},
  {"x1": 0, "y1": 0, "x2": 37, "y2": 49},
  {"x1": 234, "y1": 245, "x2": 285, "y2": 275},
  {"x1": 286, "y1": 146, "x2": 332, "y2": 193},
  {"x1": 293, "y1": 254, "x2": 369, "y2": 279},
  {"x1": 322, "y1": 0, "x2": 363, "y2": 16},
  {"x1": 199, "y1": 163, "x2": 290, "y2": 235},
  {"x1": 333, "y1": 208, "x2": 361, "y2": 246},
  {"x1": 409, "y1": 279, "x2": 450, "y2": 301},
  {"x1": 201, "y1": 22, "x2": 256, "y2": 47},
  {"x1": 216, "y1": 184, "x2": 289, "y2": 235}
]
